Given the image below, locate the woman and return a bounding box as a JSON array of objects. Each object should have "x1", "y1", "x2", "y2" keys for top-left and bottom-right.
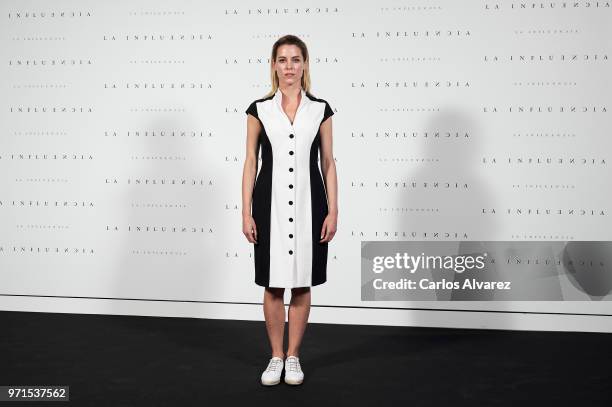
[{"x1": 241, "y1": 35, "x2": 338, "y2": 386}]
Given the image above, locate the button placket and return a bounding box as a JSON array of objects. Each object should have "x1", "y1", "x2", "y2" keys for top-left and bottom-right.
[
  {"x1": 275, "y1": 88, "x2": 306, "y2": 261},
  {"x1": 289, "y1": 133, "x2": 295, "y2": 255}
]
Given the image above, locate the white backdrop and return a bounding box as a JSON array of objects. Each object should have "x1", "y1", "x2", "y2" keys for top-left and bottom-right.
[{"x1": 1, "y1": 1, "x2": 611, "y2": 332}]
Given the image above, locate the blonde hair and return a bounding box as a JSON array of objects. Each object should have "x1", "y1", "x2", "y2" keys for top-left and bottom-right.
[{"x1": 265, "y1": 35, "x2": 312, "y2": 98}]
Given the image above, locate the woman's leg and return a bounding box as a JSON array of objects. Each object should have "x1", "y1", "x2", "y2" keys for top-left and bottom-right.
[
  {"x1": 263, "y1": 287, "x2": 286, "y2": 358},
  {"x1": 287, "y1": 287, "x2": 311, "y2": 357}
]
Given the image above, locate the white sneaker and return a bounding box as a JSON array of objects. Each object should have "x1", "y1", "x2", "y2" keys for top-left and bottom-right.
[
  {"x1": 261, "y1": 356, "x2": 284, "y2": 386},
  {"x1": 284, "y1": 356, "x2": 304, "y2": 385}
]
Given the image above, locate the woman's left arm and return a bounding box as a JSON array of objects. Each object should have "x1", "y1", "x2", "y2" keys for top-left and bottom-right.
[{"x1": 319, "y1": 116, "x2": 338, "y2": 243}]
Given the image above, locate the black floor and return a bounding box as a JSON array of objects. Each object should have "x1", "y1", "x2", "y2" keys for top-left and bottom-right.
[{"x1": 1, "y1": 310, "x2": 610, "y2": 406}]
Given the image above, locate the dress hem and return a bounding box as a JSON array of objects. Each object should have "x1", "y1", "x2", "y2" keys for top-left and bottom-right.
[{"x1": 254, "y1": 279, "x2": 326, "y2": 288}]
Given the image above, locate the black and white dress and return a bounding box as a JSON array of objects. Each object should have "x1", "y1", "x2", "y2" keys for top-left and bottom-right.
[{"x1": 245, "y1": 88, "x2": 334, "y2": 288}]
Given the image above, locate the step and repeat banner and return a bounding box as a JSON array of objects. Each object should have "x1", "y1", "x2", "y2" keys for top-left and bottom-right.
[{"x1": 1, "y1": 1, "x2": 610, "y2": 323}]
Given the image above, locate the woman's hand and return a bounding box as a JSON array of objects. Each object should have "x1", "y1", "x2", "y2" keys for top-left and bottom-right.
[
  {"x1": 319, "y1": 213, "x2": 337, "y2": 243},
  {"x1": 243, "y1": 214, "x2": 258, "y2": 243}
]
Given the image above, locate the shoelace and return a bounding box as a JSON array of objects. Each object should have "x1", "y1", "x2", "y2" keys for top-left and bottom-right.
[
  {"x1": 286, "y1": 357, "x2": 301, "y2": 373},
  {"x1": 265, "y1": 358, "x2": 282, "y2": 372}
]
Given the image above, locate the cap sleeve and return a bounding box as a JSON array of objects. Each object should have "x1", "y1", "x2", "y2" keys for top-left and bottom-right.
[
  {"x1": 245, "y1": 101, "x2": 258, "y2": 119},
  {"x1": 322, "y1": 100, "x2": 334, "y2": 123}
]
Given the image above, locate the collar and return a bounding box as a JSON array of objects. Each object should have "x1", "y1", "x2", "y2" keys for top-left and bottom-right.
[{"x1": 274, "y1": 87, "x2": 307, "y2": 110}]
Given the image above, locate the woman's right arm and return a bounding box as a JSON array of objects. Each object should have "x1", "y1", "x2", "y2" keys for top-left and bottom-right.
[{"x1": 242, "y1": 113, "x2": 261, "y2": 243}]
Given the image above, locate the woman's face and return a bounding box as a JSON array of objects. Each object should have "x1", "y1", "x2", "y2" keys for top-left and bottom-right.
[{"x1": 273, "y1": 44, "x2": 305, "y2": 87}]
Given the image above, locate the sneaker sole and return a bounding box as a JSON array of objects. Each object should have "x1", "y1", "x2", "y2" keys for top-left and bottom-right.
[
  {"x1": 284, "y1": 377, "x2": 303, "y2": 385},
  {"x1": 261, "y1": 378, "x2": 281, "y2": 386}
]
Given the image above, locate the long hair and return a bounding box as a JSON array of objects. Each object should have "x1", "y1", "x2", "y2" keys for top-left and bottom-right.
[{"x1": 264, "y1": 35, "x2": 312, "y2": 98}]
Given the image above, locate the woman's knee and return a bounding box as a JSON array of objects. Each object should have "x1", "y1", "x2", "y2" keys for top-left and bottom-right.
[
  {"x1": 291, "y1": 287, "x2": 310, "y2": 296},
  {"x1": 265, "y1": 287, "x2": 285, "y2": 298}
]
